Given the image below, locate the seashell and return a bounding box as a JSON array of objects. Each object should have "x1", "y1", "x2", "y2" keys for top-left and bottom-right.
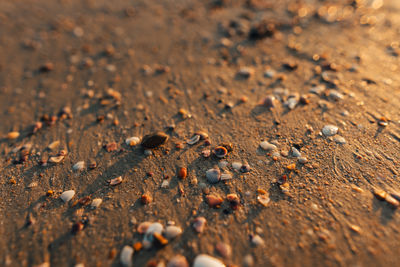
[
  {"x1": 240, "y1": 164, "x2": 251, "y2": 173},
  {"x1": 214, "y1": 146, "x2": 228, "y2": 158},
  {"x1": 60, "y1": 190, "x2": 75, "y2": 203},
  {"x1": 291, "y1": 147, "x2": 301, "y2": 158},
  {"x1": 91, "y1": 198, "x2": 102, "y2": 208},
  {"x1": 259, "y1": 141, "x2": 276, "y2": 151},
  {"x1": 48, "y1": 155, "x2": 64, "y2": 163},
  {"x1": 47, "y1": 140, "x2": 60, "y2": 150},
  {"x1": 298, "y1": 157, "x2": 308, "y2": 164},
  {"x1": 137, "y1": 221, "x2": 153, "y2": 234},
  {"x1": 167, "y1": 255, "x2": 189, "y2": 267},
  {"x1": 218, "y1": 161, "x2": 228, "y2": 169},
  {"x1": 161, "y1": 180, "x2": 170, "y2": 188},
  {"x1": 143, "y1": 222, "x2": 163, "y2": 247},
  {"x1": 257, "y1": 194, "x2": 270, "y2": 207},
  {"x1": 109, "y1": 176, "x2": 123, "y2": 185},
  {"x1": 193, "y1": 254, "x2": 225, "y2": 267},
  {"x1": 7, "y1": 131, "x2": 20, "y2": 140},
  {"x1": 125, "y1": 136, "x2": 140, "y2": 146},
  {"x1": 28, "y1": 181, "x2": 38, "y2": 188},
  {"x1": 322, "y1": 125, "x2": 338, "y2": 136},
  {"x1": 232, "y1": 162, "x2": 242, "y2": 171},
  {"x1": 164, "y1": 226, "x2": 183, "y2": 239},
  {"x1": 206, "y1": 168, "x2": 221, "y2": 184},
  {"x1": 220, "y1": 172, "x2": 232, "y2": 181},
  {"x1": 73, "y1": 161, "x2": 85, "y2": 171},
  {"x1": 193, "y1": 217, "x2": 207, "y2": 233},
  {"x1": 284, "y1": 95, "x2": 299, "y2": 110},
  {"x1": 120, "y1": 246, "x2": 133, "y2": 267},
  {"x1": 187, "y1": 134, "x2": 201, "y2": 145},
  {"x1": 141, "y1": 132, "x2": 169, "y2": 148}
]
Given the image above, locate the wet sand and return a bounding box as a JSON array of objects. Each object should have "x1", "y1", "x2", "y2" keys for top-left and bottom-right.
[{"x1": 1, "y1": 0, "x2": 400, "y2": 266}]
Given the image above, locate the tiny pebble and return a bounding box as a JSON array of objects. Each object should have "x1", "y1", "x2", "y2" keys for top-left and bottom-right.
[
  {"x1": 167, "y1": 255, "x2": 189, "y2": 267},
  {"x1": 334, "y1": 136, "x2": 346, "y2": 144},
  {"x1": 193, "y1": 217, "x2": 207, "y2": 233},
  {"x1": 91, "y1": 198, "x2": 102, "y2": 208},
  {"x1": 251, "y1": 235, "x2": 265, "y2": 246},
  {"x1": 259, "y1": 141, "x2": 276, "y2": 151},
  {"x1": 125, "y1": 136, "x2": 140, "y2": 146},
  {"x1": 164, "y1": 226, "x2": 183, "y2": 239},
  {"x1": 298, "y1": 157, "x2": 308, "y2": 164},
  {"x1": 232, "y1": 162, "x2": 242, "y2": 171}
]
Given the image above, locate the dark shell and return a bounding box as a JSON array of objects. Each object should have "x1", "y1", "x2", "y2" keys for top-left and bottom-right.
[
  {"x1": 214, "y1": 146, "x2": 228, "y2": 158},
  {"x1": 141, "y1": 132, "x2": 169, "y2": 148}
]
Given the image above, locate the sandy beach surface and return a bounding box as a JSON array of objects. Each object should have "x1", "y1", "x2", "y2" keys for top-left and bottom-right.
[{"x1": 1, "y1": 0, "x2": 400, "y2": 266}]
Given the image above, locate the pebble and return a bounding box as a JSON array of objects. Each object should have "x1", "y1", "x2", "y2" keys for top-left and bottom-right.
[
  {"x1": 178, "y1": 167, "x2": 187, "y2": 179},
  {"x1": 334, "y1": 136, "x2": 347, "y2": 144},
  {"x1": 202, "y1": 150, "x2": 211, "y2": 158},
  {"x1": 167, "y1": 255, "x2": 189, "y2": 267},
  {"x1": 243, "y1": 254, "x2": 254, "y2": 267},
  {"x1": 328, "y1": 90, "x2": 344, "y2": 101},
  {"x1": 285, "y1": 96, "x2": 299, "y2": 110},
  {"x1": 72, "y1": 161, "x2": 85, "y2": 171},
  {"x1": 47, "y1": 140, "x2": 60, "y2": 150},
  {"x1": 206, "y1": 168, "x2": 221, "y2": 184},
  {"x1": 264, "y1": 70, "x2": 275, "y2": 78},
  {"x1": 215, "y1": 242, "x2": 232, "y2": 258},
  {"x1": 237, "y1": 67, "x2": 254, "y2": 78},
  {"x1": 298, "y1": 157, "x2": 308, "y2": 164},
  {"x1": 143, "y1": 222, "x2": 163, "y2": 248},
  {"x1": 109, "y1": 176, "x2": 123, "y2": 186},
  {"x1": 137, "y1": 222, "x2": 152, "y2": 234},
  {"x1": 187, "y1": 134, "x2": 201, "y2": 145},
  {"x1": 232, "y1": 162, "x2": 242, "y2": 171},
  {"x1": 322, "y1": 125, "x2": 338, "y2": 136},
  {"x1": 291, "y1": 147, "x2": 301, "y2": 157},
  {"x1": 193, "y1": 254, "x2": 225, "y2": 267},
  {"x1": 60, "y1": 190, "x2": 75, "y2": 203},
  {"x1": 259, "y1": 141, "x2": 276, "y2": 151},
  {"x1": 120, "y1": 246, "x2": 134, "y2": 267},
  {"x1": 260, "y1": 95, "x2": 276, "y2": 109},
  {"x1": 125, "y1": 136, "x2": 140, "y2": 146},
  {"x1": 206, "y1": 194, "x2": 223, "y2": 207},
  {"x1": 91, "y1": 198, "x2": 102, "y2": 208},
  {"x1": 141, "y1": 132, "x2": 169, "y2": 148},
  {"x1": 164, "y1": 226, "x2": 183, "y2": 239},
  {"x1": 7, "y1": 131, "x2": 20, "y2": 140},
  {"x1": 144, "y1": 149, "x2": 153, "y2": 156},
  {"x1": 193, "y1": 217, "x2": 207, "y2": 233},
  {"x1": 251, "y1": 235, "x2": 265, "y2": 246}
]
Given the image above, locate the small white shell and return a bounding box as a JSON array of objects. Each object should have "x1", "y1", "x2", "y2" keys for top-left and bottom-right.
[
  {"x1": 164, "y1": 225, "x2": 183, "y2": 239},
  {"x1": 193, "y1": 217, "x2": 207, "y2": 233},
  {"x1": 120, "y1": 245, "x2": 133, "y2": 267},
  {"x1": 193, "y1": 254, "x2": 225, "y2": 267},
  {"x1": 322, "y1": 125, "x2": 338, "y2": 136},
  {"x1": 187, "y1": 134, "x2": 201, "y2": 145},
  {"x1": 60, "y1": 190, "x2": 75, "y2": 203},
  {"x1": 73, "y1": 161, "x2": 85, "y2": 171},
  {"x1": 291, "y1": 147, "x2": 301, "y2": 158},
  {"x1": 334, "y1": 136, "x2": 346, "y2": 144},
  {"x1": 91, "y1": 198, "x2": 102, "y2": 208},
  {"x1": 257, "y1": 195, "x2": 270, "y2": 207},
  {"x1": 231, "y1": 162, "x2": 242, "y2": 171},
  {"x1": 125, "y1": 136, "x2": 140, "y2": 146},
  {"x1": 110, "y1": 176, "x2": 123, "y2": 185}
]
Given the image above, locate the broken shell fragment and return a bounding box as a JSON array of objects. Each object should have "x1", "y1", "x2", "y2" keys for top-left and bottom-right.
[
  {"x1": 60, "y1": 190, "x2": 75, "y2": 203},
  {"x1": 193, "y1": 217, "x2": 206, "y2": 233},
  {"x1": 109, "y1": 176, "x2": 123, "y2": 186},
  {"x1": 91, "y1": 198, "x2": 102, "y2": 208},
  {"x1": 193, "y1": 254, "x2": 225, "y2": 267},
  {"x1": 48, "y1": 155, "x2": 65, "y2": 163},
  {"x1": 141, "y1": 132, "x2": 169, "y2": 148},
  {"x1": 206, "y1": 168, "x2": 221, "y2": 184},
  {"x1": 220, "y1": 172, "x2": 232, "y2": 181},
  {"x1": 187, "y1": 134, "x2": 201, "y2": 145},
  {"x1": 257, "y1": 194, "x2": 270, "y2": 207}
]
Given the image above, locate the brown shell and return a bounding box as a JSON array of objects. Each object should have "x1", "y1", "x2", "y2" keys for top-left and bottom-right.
[{"x1": 141, "y1": 132, "x2": 169, "y2": 149}]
